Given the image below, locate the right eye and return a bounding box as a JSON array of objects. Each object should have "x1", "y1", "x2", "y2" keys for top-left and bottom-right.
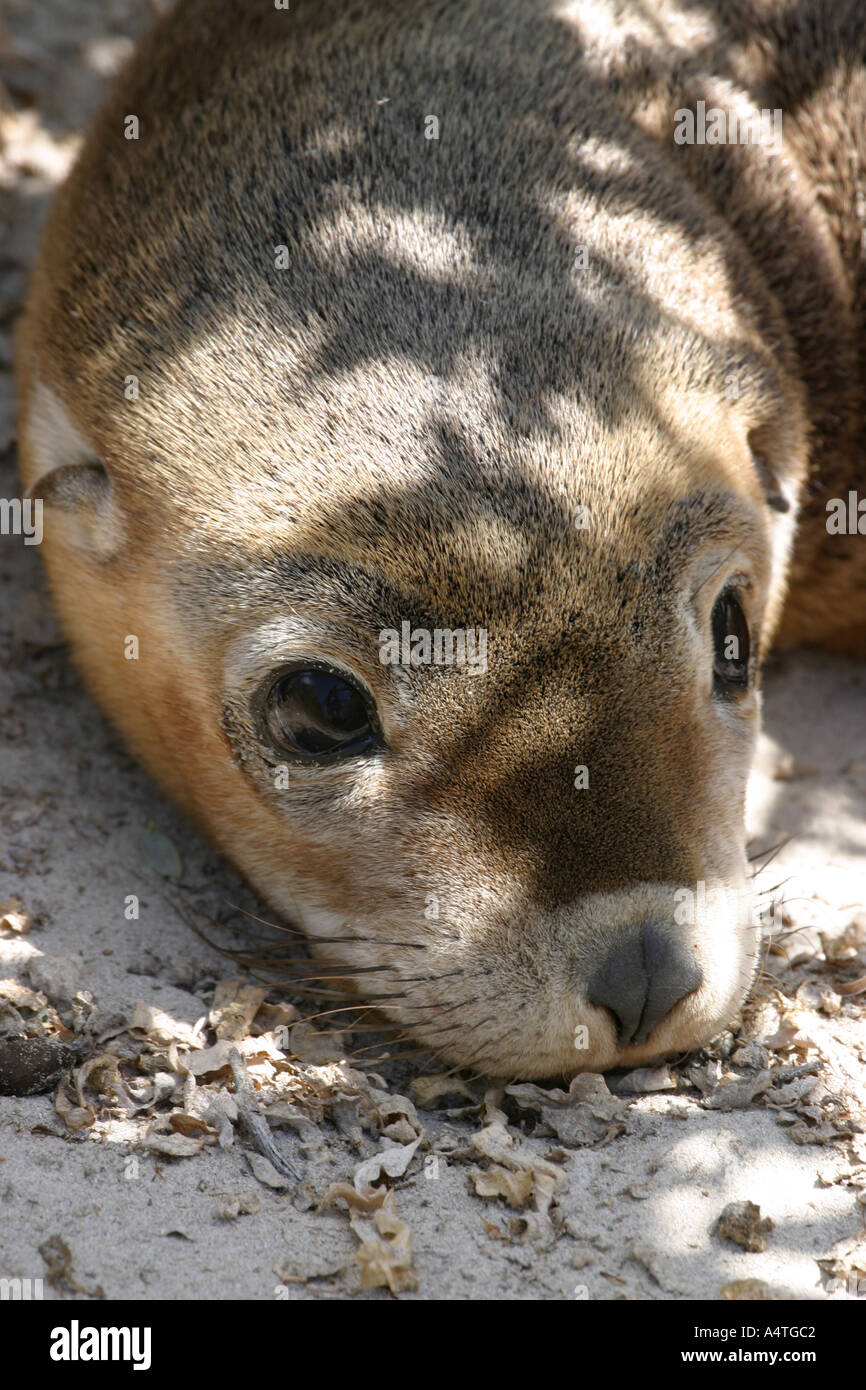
[
  {"x1": 711, "y1": 589, "x2": 751, "y2": 693},
  {"x1": 264, "y1": 666, "x2": 379, "y2": 760}
]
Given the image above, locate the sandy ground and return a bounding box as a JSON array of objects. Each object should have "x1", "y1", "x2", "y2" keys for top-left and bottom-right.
[{"x1": 1, "y1": 0, "x2": 865, "y2": 1301}]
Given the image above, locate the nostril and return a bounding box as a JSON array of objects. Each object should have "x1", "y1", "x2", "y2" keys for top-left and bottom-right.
[
  {"x1": 585, "y1": 929, "x2": 647, "y2": 1047},
  {"x1": 638, "y1": 922, "x2": 703, "y2": 1045},
  {"x1": 585, "y1": 921, "x2": 703, "y2": 1048}
]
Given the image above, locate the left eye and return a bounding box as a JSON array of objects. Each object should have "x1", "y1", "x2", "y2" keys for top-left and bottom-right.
[
  {"x1": 711, "y1": 590, "x2": 751, "y2": 691},
  {"x1": 264, "y1": 666, "x2": 378, "y2": 759}
]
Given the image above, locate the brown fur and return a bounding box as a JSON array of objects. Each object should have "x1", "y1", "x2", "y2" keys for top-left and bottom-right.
[{"x1": 15, "y1": 0, "x2": 866, "y2": 1077}]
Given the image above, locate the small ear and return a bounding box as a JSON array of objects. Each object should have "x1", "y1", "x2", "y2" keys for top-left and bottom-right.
[
  {"x1": 750, "y1": 449, "x2": 790, "y2": 513},
  {"x1": 22, "y1": 379, "x2": 120, "y2": 559},
  {"x1": 747, "y1": 423, "x2": 803, "y2": 516}
]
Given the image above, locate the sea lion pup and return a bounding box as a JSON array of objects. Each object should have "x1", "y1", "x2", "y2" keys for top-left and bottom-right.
[{"x1": 14, "y1": 0, "x2": 866, "y2": 1078}]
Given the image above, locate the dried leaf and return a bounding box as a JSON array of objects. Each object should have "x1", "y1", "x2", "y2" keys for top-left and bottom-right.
[
  {"x1": 208, "y1": 980, "x2": 268, "y2": 1041},
  {"x1": 246, "y1": 1152, "x2": 292, "y2": 1189},
  {"x1": 507, "y1": 1073, "x2": 627, "y2": 1147},
  {"x1": 168, "y1": 1112, "x2": 214, "y2": 1138},
  {"x1": 700, "y1": 1070, "x2": 773, "y2": 1111},
  {"x1": 353, "y1": 1137, "x2": 422, "y2": 1197},
  {"x1": 0, "y1": 978, "x2": 47, "y2": 1011},
  {"x1": 0, "y1": 898, "x2": 31, "y2": 936},
  {"x1": 55, "y1": 1084, "x2": 95, "y2": 1131},
  {"x1": 820, "y1": 918, "x2": 866, "y2": 964},
  {"x1": 469, "y1": 1164, "x2": 534, "y2": 1208},
  {"x1": 129, "y1": 1002, "x2": 203, "y2": 1048},
  {"x1": 368, "y1": 1087, "x2": 423, "y2": 1142},
  {"x1": 143, "y1": 1123, "x2": 208, "y2": 1158},
  {"x1": 817, "y1": 1232, "x2": 866, "y2": 1289},
  {"x1": 353, "y1": 1192, "x2": 418, "y2": 1293},
  {"x1": 613, "y1": 1066, "x2": 676, "y2": 1095},
  {"x1": 319, "y1": 1183, "x2": 388, "y2": 1214}
]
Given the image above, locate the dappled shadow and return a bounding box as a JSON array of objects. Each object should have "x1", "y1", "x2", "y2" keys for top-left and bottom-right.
[{"x1": 3, "y1": 0, "x2": 866, "y2": 1299}]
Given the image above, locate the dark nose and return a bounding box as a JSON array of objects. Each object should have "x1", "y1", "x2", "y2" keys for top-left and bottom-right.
[{"x1": 585, "y1": 922, "x2": 703, "y2": 1048}]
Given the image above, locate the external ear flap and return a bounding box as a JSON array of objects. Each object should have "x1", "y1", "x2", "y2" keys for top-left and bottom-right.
[
  {"x1": 22, "y1": 379, "x2": 120, "y2": 559},
  {"x1": 750, "y1": 448, "x2": 790, "y2": 513},
  {"x1": 747, "y1": 422, "x2": 804, "y2": 517},
  {"x1": 26, "y1": 461, "x2": 118, "y2": 556},
  {"x1": 745, "y1": 419, "x2": 805, "y2": 619},
  {"x1": 29, "y1": 461, "x2": 108, "y2": 509}
]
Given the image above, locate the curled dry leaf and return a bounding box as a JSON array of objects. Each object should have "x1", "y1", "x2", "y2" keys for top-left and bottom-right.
[
  {"x1": 352, "y1": 1191, "x2": 418, "y2": 1293},
  {"x1": 0, "y1": 898, "x2": 31, "y2": 935},
  {"x1": 700, "y1": 1070, "x2": 774, "y2": 1111},
  {"x1": 266, "y1": 1102, "x2": 327, "y2": 1158},
  {"x1": 319, "y1": 1182, "x2": 388, "y2": 1214},
  {"x1": 470, "y1": 1164, "x2": 534, "y2": 1208},
  {"x1": 611, "y1": 1066, "x2": 677, "y2": 1095},
  {"x1": 55, "y1": 1083, "x2": 96, "y2": 1130},
  {"x1": 368, "y1": 1087, "x2": 423, "y2": 1143},
  {"x1": 687, "y1": 1061, "x2": 722, "y2": 1095},
  {"x1": 168, "y1": 1112, "x2": 215, "y2": 1139},
  {"x1": 470, "y1": 1119, "x2": 567, "y2": 1243},
  {"x1": 353, "y1": 1137, "x2": 422, "y2": 1198},
  {"x1": 820, "y1": 919, "x2": 866, "y2": 964},
  {"x1": 765, "y1": 1075, "x2": 819, "y2": 1109},
  {"x1": 762, "y1": 1010, "x2": 818, "y2": 1053},
  {"x1": 208, "y1": 979, "x2": 268, "y2": 1041},
  {"x1": 471, "y1": 1120, "x2": 566, "y2": 1183},
  {"x1": 730, "y1": 1042, "x2": 770, "y2": 1070},
  {"x1": 793, "y1": 980, "x2": 841, "y2": 1016},
  {"x1": 129, "y1": 1001, "x2": 204, "y2": 1048},
  {"x1": 273, "y1": 1254, "x2": 349, "y2": 1284},
  {"x1": 142, "y1": 1125, "x2": 209, "y2": 1159},
  {"x1": 74, "y1": 1052, "x2": 138, "y2": 1113},
  {"x1": 181, "y1": 1034, "x2": 287, "y2": 1080},
  {"x1": 0, "y1": 978, "x2": 47, "y2": 1012},
  {"x1": 817, "y1": 1232, "x2": 866, "y2": 1290},
  {"x1": 507, "y1": 1073, "x2": 627, "y2": 1147}
]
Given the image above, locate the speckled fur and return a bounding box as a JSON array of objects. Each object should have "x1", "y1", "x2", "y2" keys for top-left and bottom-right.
[{"x1": 15, "y1": 0, "x2": 866, "y2": 1077}]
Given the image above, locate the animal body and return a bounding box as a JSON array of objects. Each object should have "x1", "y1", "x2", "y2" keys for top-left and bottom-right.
[{"x1": 15, "y1": 0, "x2": 866, "y2": 1077}]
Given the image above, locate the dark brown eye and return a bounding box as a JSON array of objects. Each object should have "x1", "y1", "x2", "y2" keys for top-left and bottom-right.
[
  {"x1": 712, "y1": 590, "x2": 750, "y2": 691},
  {"x1": 265, "y1": 667, "x2": 378, "y2": 760}
]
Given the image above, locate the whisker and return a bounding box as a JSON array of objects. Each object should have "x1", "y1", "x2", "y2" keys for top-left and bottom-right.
[{"x1": 747, "y1": 837, "x2": 792, "y2": 872}]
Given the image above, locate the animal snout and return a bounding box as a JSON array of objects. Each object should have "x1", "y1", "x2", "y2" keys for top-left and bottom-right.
[{"x1": 585, "y1": 921, "x2": 703, "y2": 1048}]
